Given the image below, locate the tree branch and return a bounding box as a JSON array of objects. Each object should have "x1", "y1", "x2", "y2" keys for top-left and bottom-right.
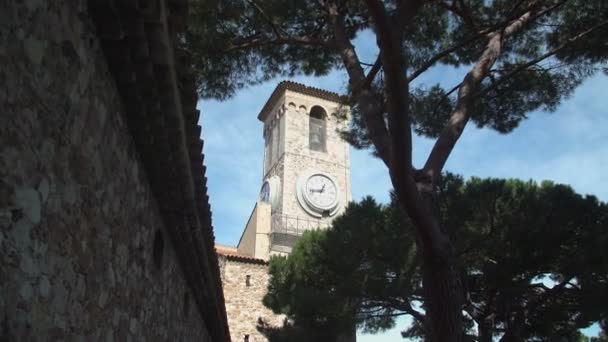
[
  {"x1": 400, "y1": 300, "x2": 426, "y2": 323},
  {"x1": 362, "y1": 55, "x2": 383, "y2": 89},
  {"x1": 397, "y1": 0, "x2": 427, "y2": 32},
  {"x1": 365, "y1": 0, "x2": 414, "y2": 170},
  {"x1": 325, "y1": 2, "x2": 393, "y2": 167},
  {"x1": 361, "y1": 1, "x2": 461, "y2": 264},
  {"x1": 531, "y1": 275, "x2": 575, "y2": 307},
  {"x1": 406, "y1": 13, "x2": 527, "y2": 83},
  {"x1": 422, "y1": 8, "x2": 539, "y2": 183},
  {"x1": 502, "y1": 274, "x2": 575, "y2": 339},
  {"x1": 361, "y1": 297, "x2": 426, "y2": 322},
  {"x1": 408, "y1": 0, "x2": 569, "y2": 83},
  {"x1": 478, "y1": 18, "x2": 608, "y2": 97},
  {"x1": 408, "y1": 30, "x2": 487, "y2": 83},
  {"x1": 245, "y1": 0, "x2": 284, "y2": 38},
  {"x1": 226, "y1": 35, "x2": 330, "y2": 51},
  {"x1": 438, "y1": 0, "x2": 478, "y2": 31}
]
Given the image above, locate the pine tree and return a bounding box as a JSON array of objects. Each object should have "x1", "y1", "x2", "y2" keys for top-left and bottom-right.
[{"x1": 186, "y1": 2, "x2": 608, "y2": 339}]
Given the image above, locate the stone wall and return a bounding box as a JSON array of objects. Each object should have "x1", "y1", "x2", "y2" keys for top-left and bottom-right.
[
  {"x1": 1, "y1": 1, "x2": 225, "y2": 341},
  {"x1": 238, "y1": 205, "x2": 259, "y2": 257},
  {"x1": 218, "y1": 256, "x2": 284, "y2": 342},
  {"x1": 237, "y1": 202, "x2": 272, "y2": 260}
]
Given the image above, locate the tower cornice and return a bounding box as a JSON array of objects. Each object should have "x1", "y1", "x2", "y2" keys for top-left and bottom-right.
[{"x1": 257, "y1": 81, "x2": 347, "y2": 121}]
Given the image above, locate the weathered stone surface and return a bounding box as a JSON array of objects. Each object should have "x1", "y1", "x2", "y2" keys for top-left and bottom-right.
[
  {"x1": 38, "y1": 276, "x2": 50, "y2": 298},
  {"x1": 265, "y1": 89, "x2": 352, "y2": 223},
  {"x1": 0, "y1": 1, "x2": 218, "y2": 341},
  {"x1": 218, "y1": 256, "x2": 284, "y2": 342},
  {"x1": 19, "y1": 283, "x2": 34, "y2": 302},
  {"x1": 242, "y1": 84, "x2": 352, "y2": 260}
]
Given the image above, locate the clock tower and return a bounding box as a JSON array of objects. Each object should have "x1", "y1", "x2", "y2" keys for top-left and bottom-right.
[{"x1": 236, "y1": 81, "x2": 352, "y2": 259}]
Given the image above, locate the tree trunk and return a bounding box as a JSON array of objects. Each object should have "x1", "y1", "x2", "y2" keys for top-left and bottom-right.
[
  {"x1": 335, "y1": 324, "x2": 357, "y2": 342},
  {"x1": 498, "y1": 320, "x2": 524, "y2": 342},
  {"x1": 498, "y1": 331, "x2": 523, "y2": 342},
  {"x1": 403, "y1": 185, "x2": 463, "y2": 342},
  {"x1": 478, "y1": 320, "x2": 493, "y2": 342},
  {"x1": 422, "y1": 243, "x2": 463, "y2": 342}
]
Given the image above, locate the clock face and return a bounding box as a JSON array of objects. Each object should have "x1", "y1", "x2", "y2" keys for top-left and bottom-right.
[
  {"x1": 305, "y1": 174, "x2": 337, "y2": 208},
  {"x1": 296, "y1": 171, "x2": 341, "y2": 217}
]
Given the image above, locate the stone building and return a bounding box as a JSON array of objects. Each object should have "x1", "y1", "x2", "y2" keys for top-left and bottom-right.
[
  {"x1": 217, "y1": 82, "x2": 352, "y2": 341},
  {"x1": 1, "y1": 1, "x2": 229, "y2": 341},
  {"x1": 216, "y1": 245, "x2": 284, "y2": 342},
  {"x1": 236, "y1": 81, "x2": 352, "y2": 260}
]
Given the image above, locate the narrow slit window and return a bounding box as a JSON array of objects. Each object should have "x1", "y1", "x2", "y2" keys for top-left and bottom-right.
[
  {"x1": 309, "y1": 106, "x2": 327, "y2": 152},
  {"x1": 153, "y1": 230, "x2": 164, "y2": 269}
]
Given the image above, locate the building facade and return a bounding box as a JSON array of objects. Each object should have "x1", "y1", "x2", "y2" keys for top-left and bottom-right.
[
  {"x1": 216, "y1": 246, "x2": 285, "y2": 342},
  {"x1": 1, "y1": 1, "x2": 229, "y2": 341},
  {"x1": 217, "y1": 82, "x2": 352, "y2": 341}
]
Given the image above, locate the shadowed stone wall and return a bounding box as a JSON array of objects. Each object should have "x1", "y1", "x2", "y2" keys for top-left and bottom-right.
[{"x1": 0, "y1": 1, "x2": 223, "y2": 341}]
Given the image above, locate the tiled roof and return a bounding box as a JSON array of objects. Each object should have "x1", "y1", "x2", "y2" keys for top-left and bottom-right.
[
  {"x1": 257, "y1": 81, "x2": 346, "y2": 121},
  {"x1": 88, "y1": 1, "x2": 230, "y2": 341},
  {"x1": 215, "y1": 245, "x2": 268, "y2": 265}
]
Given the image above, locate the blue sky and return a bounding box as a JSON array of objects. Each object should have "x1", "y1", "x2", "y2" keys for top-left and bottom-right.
[{"x1": 198, "y1": 32, "x2": 607, "y2": 340}]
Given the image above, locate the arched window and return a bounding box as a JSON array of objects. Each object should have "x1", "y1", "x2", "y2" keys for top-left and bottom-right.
[{"x1": 309, "y1": 106, "x2": 327, "y2": 152}]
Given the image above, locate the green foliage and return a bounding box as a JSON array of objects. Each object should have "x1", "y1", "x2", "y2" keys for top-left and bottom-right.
[
  {"x1": 187, "y1": 0, "x2": 607, "y2": 154},
  {"x1": 262, "y1": 175, "x2": 608, "y2": 340},
  {"x1": 451, "y1": 179, "x2": 608, "y2": 340},
  {"x1": 262, "y1": 196, "x2": 419, "y2": 337},
  {"x1": 590, "y1": 331, "x2": 608, "y2": 342},
  {"x1": 549, "y1": 0, "x2": 608, "y2": 63},
  {"x1": 185, "y1": 0, "x2": 364, "y2": 100}
]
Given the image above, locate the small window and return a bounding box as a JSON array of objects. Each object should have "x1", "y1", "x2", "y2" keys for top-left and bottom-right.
[
  {"x1": 246, "y1": 275, "x2": 251, "y2": 287},
  {"x1": 260, "y1": 182, "x2": 270, "y2": 203},
  {"x1": 183, "y1": 292, "x2": 190, "y2": 317},
  {"x1": 271, "y1": 124, "x2": 278, "y2": 162},
  {"x1": 309, "y1": 106, "x2": 327, "y2": 152},
  {"x1": 244, "y1": 335, "x2": 250, "y2": 342},
  {"x1": 153, "y1": 230, "x2": 164, "y2": 269}
]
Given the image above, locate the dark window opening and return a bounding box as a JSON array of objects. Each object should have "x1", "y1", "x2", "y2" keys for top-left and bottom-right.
[
  {"x1": 309, "y1": 106, "x2": 327, "y2": 152},
  {"x1": 244, "y1": 334, "x2": 250, "y2": 342},
  {"x1": 246, "y1": 275, "x2": 251, "y2": 287},
  {"x1": 153, "y1": 229, "x2": 164, "y2": 269},
  {"x1": 183, "y1": 292, "x2": 190, "y2": 317}
]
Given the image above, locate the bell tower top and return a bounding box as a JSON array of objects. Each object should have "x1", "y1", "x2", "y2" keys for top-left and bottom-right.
[
  {"x1": 257, "y1": 81, "x2": 345, "y2": 122},
  {"x1": 258, "y1": 82, "x2": 350, "y2": 180},
  {"x1": 238, "y1": 81, "x2": 352, "y2": 258}
]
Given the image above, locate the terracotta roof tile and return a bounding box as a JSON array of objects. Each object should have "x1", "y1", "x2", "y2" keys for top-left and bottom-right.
[{"x1": 215, "y1": 245, "x2": 268, "y2": 265}]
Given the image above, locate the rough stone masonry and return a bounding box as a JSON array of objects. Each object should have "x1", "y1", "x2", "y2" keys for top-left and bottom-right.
[{"x1": 0, "y1": 1, "x2": 229, "y2": 341}]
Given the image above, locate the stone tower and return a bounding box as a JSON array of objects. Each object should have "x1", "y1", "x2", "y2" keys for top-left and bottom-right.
[
  {"x1": 236, "y1": 81, "x2": 352, "y2": 259},
  {"x1": 217, "y1": 82, "x2": 354, "y2": 342}
]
